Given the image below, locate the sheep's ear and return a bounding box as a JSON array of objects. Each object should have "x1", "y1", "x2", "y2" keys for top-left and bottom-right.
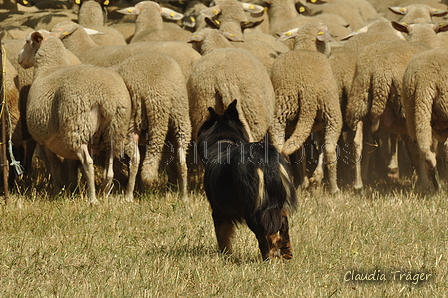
[
  {"x1": 317, "y1": 26, "x2": 333, "y2": 41},
  {"x1": 201, "y1": 5, "x2": 221, "y2": 18},
  {"x1": 307, "y1": 0, "x2": 326, "y2": 4},
  {"x1": 431, "y1": 8, "x2": 448, "y2": 17},
  {"x1": 241, "y1": 3, "x2": 265, "y2": 18},
  {"x1": 16, "y1": 0, "x2": 35, "y2": 7},
  {"x1": 391, "y1": 21, "x2": 409, "y2": 34},
  {"x1": 161, "y1": 7, "x2": 184, "y2": 20},
  {"x1": 222, "y1": 32, "x2": 243, "y2": 42},
  {"x1": 117, "y1": 6, "x2": 138, "y2": 15},
  {"x1": 295, "y1": 2, "x2": 312, "y2": 16},
  {"x1": 241, "y1": 20, "x2": 263, "y2": 31},
  {"x1": 30, "y1": 31, "x2": 44, "y2": 44},
  {"x1": 183, "y1": 15, "x2": 197, "y2": 28},
  {"x1": 340, "y1": 26, "x2": 368, "y2": 41},
  {"x1": 435, "y1": 22, "x2": 448, "y2": 33},
  {"x1": 225, "y1": 100, "x2": 239, "y2": 119},
  {"x1": 188, "y1": 33, "x2": 204, "y2": 43},
  {"x1": 84, "y1": 27, "x2": 106, "y2": 36},
  {"x1": 205, "y1": 16, "x2": 221, "y2": 29},
  {"x1": 388, "y1": 6, "x2": 407, "y2": 16},
  {"x1": 276, "y1": 28, "x2": 298, "y2": 41}
]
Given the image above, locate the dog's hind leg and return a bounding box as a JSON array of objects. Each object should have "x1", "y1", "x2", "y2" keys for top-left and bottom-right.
[
  {"x1": 212, "y1": 214, "x2": 235, "y2": 255},
  {"x1": 245, "y1": 219, "x2": 270, "y2": 260}
]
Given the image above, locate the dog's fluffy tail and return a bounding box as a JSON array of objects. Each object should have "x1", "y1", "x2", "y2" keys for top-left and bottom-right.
[{"x1": 257, "y1": 160, "x2": 297, "y2": 235}]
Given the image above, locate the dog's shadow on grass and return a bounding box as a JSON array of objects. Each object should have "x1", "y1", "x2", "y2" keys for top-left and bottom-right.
[{"x1": 144, "y1": 244, "x2": 262, "y2": 264}]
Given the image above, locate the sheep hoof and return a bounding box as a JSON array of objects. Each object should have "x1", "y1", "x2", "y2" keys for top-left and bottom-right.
[{"x1": 89, "y1": 198, "x2": 100, "y2": 206}]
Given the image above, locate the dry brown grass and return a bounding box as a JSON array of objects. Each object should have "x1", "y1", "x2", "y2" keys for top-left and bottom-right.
[{"x1": 0, "y1": 181, "x2": 447, "y2": 297}]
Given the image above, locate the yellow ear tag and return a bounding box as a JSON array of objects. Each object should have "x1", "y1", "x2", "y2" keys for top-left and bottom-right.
[
  {"x1": 249, "y1": 4, "x2": 254, "y2": 10},
  {"x1": 215, "y1": 20, "x2": 220, "y2": 25},
  {"x1": 399, "y1": 8, "x2": 405, "y2": 12},
  {"x1": 62, "y1": 31, "x2": 69, "y2": 36},
  {"x1": 311, "y1": 0, "x2": 316, "y2": 2},
  {"x1": 23, "y1": 0, "x2": 29, "y2": 4},
  {"x1": 193, "y1": 35, "x2": 199, "y2": 38},
  {"x1": 285, "y1": 32, "x2": 292, "y2": 36},
  {"x1": 434, "y1": 9, "x2": 439, "y2": 12},
  {"x1": 299, "y1": 7, "x2": 305, "y2": 13},
  {"x1": 190, "y1": 17, "x2": 195, "y2": 22},
  {"x1": 127, "y1": 8, "x2": 133, "y2": 12},
  {"x1": 264, "y1": 7, "x2": 268, "y2": 12},
  {"x1": 401, "y1": 22, "x2": 407, "y2": 25},
  {"x1": 440, "y1": 22, "x2": 446, "y2": 26},
  {"x1": 317, "y1": 31, "x2": 324, "y2": 35},
  {"x1": 213, "y1": 9, "x2": 219, "y2": 15},
  {"x1": 74, "y1": 0, "x2": 80, "y2": 4},
  {"x1": 170, "y1": 12, "x2": 175, "y2": 17},
  {"x1": 229, "y1": 34, "x2": 235, "y2": 37},
  {"x1": 103, "y1": 0, "x2": 109, "y2": 5}
]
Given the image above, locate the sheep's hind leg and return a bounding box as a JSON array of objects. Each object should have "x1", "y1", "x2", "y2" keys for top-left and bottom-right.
[
  {"x1": 124, "y1": 132, "x2": 140, "y2": 202},
  {"x1": 100, "y1": 148, "x2": 114, "y2": 198},
  {"x1": 76, "y1": 144, "x2": 99, "y2": 205},
  {"x1": 44, "y1": 147, "x2": 63, "y2": 196}
]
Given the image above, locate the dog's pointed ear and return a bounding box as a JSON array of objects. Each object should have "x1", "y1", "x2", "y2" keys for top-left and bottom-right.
[
  {"x1": 226, "y1": 100, "x2": 239, "y2": 119},
  {"x1": 208, "y1": 106, "x2": 220, "y2": 120}
]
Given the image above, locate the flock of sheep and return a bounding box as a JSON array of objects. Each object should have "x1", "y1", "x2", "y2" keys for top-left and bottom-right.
[{"x1": 1, "y1": 0, "x2": 448, "y2": 204}]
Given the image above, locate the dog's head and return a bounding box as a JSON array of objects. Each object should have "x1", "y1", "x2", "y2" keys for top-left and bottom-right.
[
  {"x1": 197, "y1": 100, "x2": 250, "y2": 145},
  {"x1": 266, "y1": 210, "x2": 293, "y2": 260}
]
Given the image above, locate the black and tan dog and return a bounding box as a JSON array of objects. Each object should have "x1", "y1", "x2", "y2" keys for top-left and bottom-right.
[{"x1": 197, "y1": 100, "x2": 297, "y2": 261}]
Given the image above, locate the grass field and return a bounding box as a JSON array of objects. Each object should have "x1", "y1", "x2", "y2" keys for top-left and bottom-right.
[{"x1": 0, "y1": 180, "x2": 447, "y2": 297}]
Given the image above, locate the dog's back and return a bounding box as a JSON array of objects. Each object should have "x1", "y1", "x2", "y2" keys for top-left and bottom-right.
[{"x1": 197, "y1": 100, "x2": 297, "y2": 260}]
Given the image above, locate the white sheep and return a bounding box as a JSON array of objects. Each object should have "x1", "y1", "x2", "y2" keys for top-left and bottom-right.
[
  {"x1": 345, "y1": 21, "x2": 448, "y2": 189},
  {"x1": 50, "y1": 21, "x2": 201, "y2": 79},
  {"x1": 401, "y1": 47, "x2": 448, "y2": 191},
  {"x1": 186, "y1": 28, "x2": 275, "y2": 144},
  {"x1": 200, "y1": 0, "x2": 283, "y2": 72},
  {"x1": 108, "y1": 52, "x2": 192, "y2": 200},
  {"x1": 18, "y1": 29, "x2": 139, "y2": 204},
  {"x1": 77, "y1": 0, "x2": 127, "y2": 46},
  {"x1": 270, "y1": 23, "x2": 342, "y2": 193},
  {"x1": 117, "y1": 1, "x2": 191, "y2": 43}
]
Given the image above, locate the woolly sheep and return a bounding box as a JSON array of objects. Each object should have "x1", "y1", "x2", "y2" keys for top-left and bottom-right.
[
  {"x1": 18, "y1": 29, "x2": 139, "y2": 204},
  {"x1": 270, "y1": 23, "x2": 342, "y2": 193},
  {"x1": 186, "y1": 28, "x2": 275, "y2": 144},
  {"x1": 401, "y1": 47, "x2": 448, "y2": 191},
  {"x1": 50, "y1": 21, "x2": 201, "y2": 79},
  {"x1": 387, "y1": 4, "x2": 447, "y2": 23},
  {"x1": 117, "y1": 1, "x2": 191, "y2": 43},
  {"x1": 345, "y1": 21, "x2": 448, "y2": 189},
  {"x1": 306, "y1": 2, "x2": 365, "y2": 29},
  {"x1": 77, "y1": 0, "x2": 127, "y2": 46},
  {"x1": 200, "y1": 0, "x2": 282, "y2": 72},
  {"x1": 108, "y1": 52, "x2": 191, "y2": 199}
]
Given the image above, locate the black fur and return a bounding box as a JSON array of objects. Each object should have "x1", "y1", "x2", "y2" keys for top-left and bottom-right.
[{"x1": 197, "y1": 100, "x2": 297, "y2": 260}]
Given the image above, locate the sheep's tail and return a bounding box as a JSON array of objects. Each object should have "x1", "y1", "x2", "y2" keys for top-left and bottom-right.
[
  {"x1": 281, "y1": 97, "x2": 317, "y2": 156},
  {"x1": 257, "y1": 154, "x2": 297, "y2": 235},
  {"x1": 403, "y1": 73, "x2": 434, "y2": 153},
  {"x1": 345, "y1": 64, "x2": 371, "y2": 130}
]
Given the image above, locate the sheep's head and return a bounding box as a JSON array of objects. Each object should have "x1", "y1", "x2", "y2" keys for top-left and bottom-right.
[
  {"x1": 117, "y1": 1, "x2": 184, "y2": 20},
  {"x1": 18, "y1": 30, "x2": 48, "y2": 69}
]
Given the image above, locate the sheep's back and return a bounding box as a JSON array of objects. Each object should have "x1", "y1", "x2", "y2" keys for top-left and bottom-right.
[
  {"x1": 187, "y1": 48, "x2": 274, "y2": 141},
  {"x1": 27, "y1": 65, "x2": 131, "y2": 151}
]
